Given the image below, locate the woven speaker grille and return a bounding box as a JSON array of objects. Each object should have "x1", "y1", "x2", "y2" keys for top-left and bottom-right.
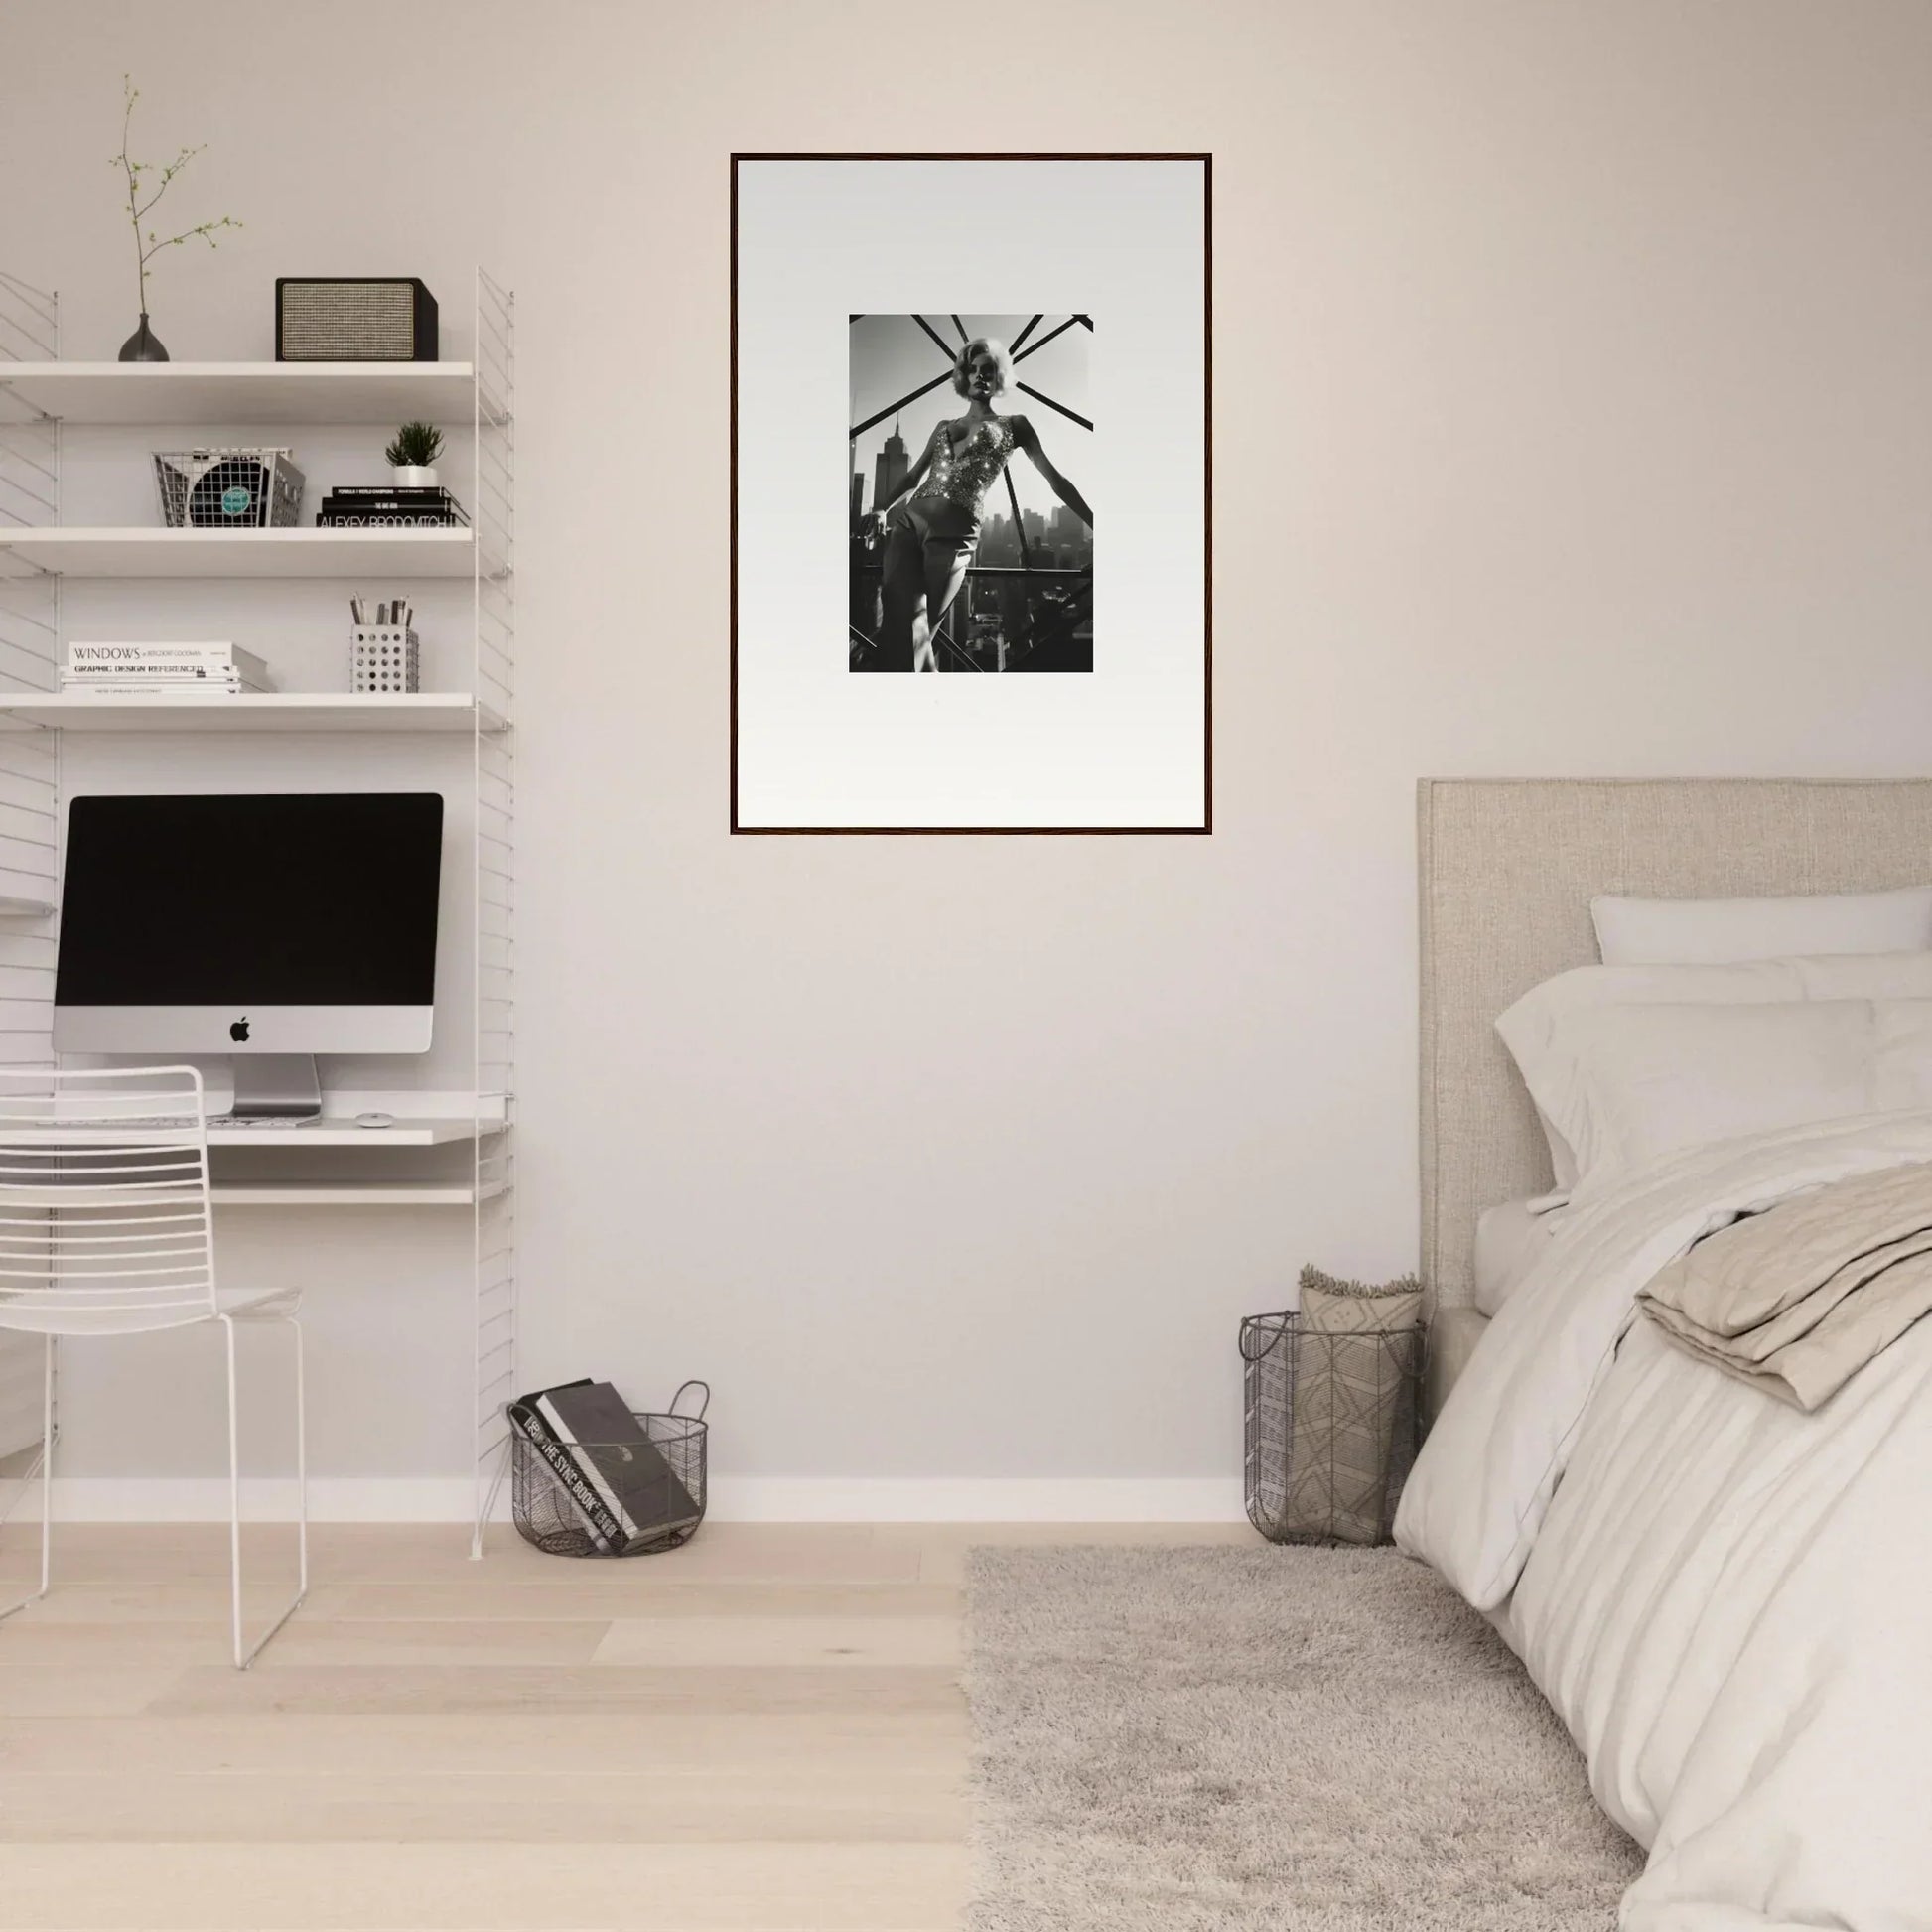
[{"x1": 280, "y1": 283, "x2": 419, "y2": 360}]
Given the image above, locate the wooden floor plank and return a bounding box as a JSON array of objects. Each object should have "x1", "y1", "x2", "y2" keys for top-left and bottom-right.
[
  {"x1": 329, "y1": 1581, "x2": 963, "y2": 1621},
  {"x1": 0, "y1": 1716, "x2": 966, "y2": 1769},
  {"x1": 0, "y1": 1618, "x2": 610, "y2": 1668},
  {"x1": 145, "y1": 1662, "x2": 965, "y2": 1719},
  {"x1": 0, "y1": 1526, "x2": 314, "y2": 1586},
  {"x1": 0, "y1": 1523, "x2": 920, "y2": 1587},
  {"x1": 593, "y1": 1615, "x2": 960, "y2": 1669},
  {"x1": 0, "y1": 1842, "x2": 966, "y2": 1931},
  {"x1": 0, "y1": 1669, "x2": 182, "y2": 1718},
  {"x1": 0, "y1": 1770, "x2": 965, "y2": 1843},
  {"x1": 0, "y1": 1711, "x2": 970, "y2": 1777},
  {"x1": 0, "y1": 1583, "x2": 360, "y2": 1624}
]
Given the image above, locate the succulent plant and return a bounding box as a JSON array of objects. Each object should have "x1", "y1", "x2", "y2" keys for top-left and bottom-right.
[{"x1": 384, "y1": 421, "x2": 444, "y2": 469}]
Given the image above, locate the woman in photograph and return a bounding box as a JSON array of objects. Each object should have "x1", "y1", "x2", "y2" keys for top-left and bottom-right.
[{"x1": 872, "y1": 337, "x2": 1093, "y2": 672}]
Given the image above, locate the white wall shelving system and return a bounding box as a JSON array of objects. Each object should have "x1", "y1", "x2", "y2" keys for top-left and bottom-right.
[{"x1": 0, "y1": 268, "x2": 517, "y2": 1550}]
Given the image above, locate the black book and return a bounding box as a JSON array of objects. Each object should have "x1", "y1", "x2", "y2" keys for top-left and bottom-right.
[
  {"x1": 508, "y1": 1381, "x2": 621, "y2": 1550},
  {"x1": 326, "y1": 484, "x2": 460, "y2": 500},
  {"x1": 317, "y1": 511, "x2": 468, "y2": 527},
  {"x1": 533, "y1": 1381, "x2": 702, "y2": 1549},
  {"x1": 319, "y1": 497, "x2": 469, "y2": 522},
  {"x1": 322, "y1": 504, "x2": 465, "y2": 518}
]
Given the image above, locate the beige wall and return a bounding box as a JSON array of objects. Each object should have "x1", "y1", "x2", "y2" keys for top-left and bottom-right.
[{"x1": 5, "y1": 1, "x2": 1930, "y2": 1497}]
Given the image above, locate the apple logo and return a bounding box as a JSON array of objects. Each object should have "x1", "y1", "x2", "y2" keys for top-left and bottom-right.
[{"x1": 229, "y1": 1018, "x2": 250, "y2": 1043}]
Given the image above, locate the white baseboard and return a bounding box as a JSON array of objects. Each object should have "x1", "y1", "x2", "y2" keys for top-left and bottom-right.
[
  {"x1": 32, "y1": 1476, "x2": 1246, "y2": 1525},
  {"x1": 42, "y1": 1478, "x2": 489, "y2": 1523},
  {"x1": 708, "y1": 1478, "x2": 1246, "y2": 1522}
]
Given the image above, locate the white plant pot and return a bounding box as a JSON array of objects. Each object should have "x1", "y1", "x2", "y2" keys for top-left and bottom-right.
[{"x1": 392, "y1": 465, "x2": 439, "y2": 487}]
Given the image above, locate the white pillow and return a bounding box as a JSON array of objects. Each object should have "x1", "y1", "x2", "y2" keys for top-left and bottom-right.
[
  {"x1": 1591, "y1": 886, "x2": 1932, "y2": 966},
  {"x1": 1510, "y1": 997, "x2": 1932, "y2": 1200},
  {"x1": 1472, "y1": 1198, "x2": 1564, "y2": 1317},
  {"x1": 1497, "y1": 952, "x2": 1932, "y2": 1192}
]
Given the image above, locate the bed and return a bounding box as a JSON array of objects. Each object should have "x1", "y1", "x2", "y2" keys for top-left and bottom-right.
[{"x1": 1399, "y1": 777, "x2": 1932, "y2": 1930}]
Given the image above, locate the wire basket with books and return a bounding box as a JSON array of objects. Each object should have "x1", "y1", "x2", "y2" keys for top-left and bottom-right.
[{"x1": 508, "y1": 1379, "x2": 708, "y2": 1557}]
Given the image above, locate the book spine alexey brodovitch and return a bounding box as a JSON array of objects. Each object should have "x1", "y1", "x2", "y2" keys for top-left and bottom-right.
[{"x1": 316, "y1": 511, "x2": 469, "y2": 527}]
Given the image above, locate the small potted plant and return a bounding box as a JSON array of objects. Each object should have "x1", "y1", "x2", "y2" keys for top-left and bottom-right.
[{"x1": 384, "y1": 421, "x2": 444, "y2": 488}]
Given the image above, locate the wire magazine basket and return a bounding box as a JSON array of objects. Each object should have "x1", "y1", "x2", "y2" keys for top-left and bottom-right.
[
  {"x1": 153, "y1": 448, "x2": 305, "y2": 528},
  {"x1": 509, "y1": 1381, "x2": 708, "y2": 1558},
  {"x1": 1241, "y1": 1312, "x2": 1423, "y2": 1547}
]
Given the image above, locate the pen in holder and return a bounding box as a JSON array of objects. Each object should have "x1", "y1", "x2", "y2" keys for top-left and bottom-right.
[{"x1": 350, "y1": 623, "x2": 420, "y2": 694}]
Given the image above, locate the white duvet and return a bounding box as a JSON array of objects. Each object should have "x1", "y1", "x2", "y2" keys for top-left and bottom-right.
[{"x1": 1396, "y1": 1113, "x2": 1932, "y2": 1931}]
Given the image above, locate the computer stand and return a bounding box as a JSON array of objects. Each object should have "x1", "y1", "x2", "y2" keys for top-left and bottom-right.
[{"x1": 228, "y1": 1055, "x2": 323, "y2": 1121}]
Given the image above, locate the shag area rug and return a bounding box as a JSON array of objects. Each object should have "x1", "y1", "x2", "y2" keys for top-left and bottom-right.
[{"x1": 963, "y1": 1545, "x2": 1643, "y2": 1930}]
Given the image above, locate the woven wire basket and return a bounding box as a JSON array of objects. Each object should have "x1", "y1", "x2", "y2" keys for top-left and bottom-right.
[
  {"x1": 153, "y1": 448, "x2": 305, "y2": 528},
  {"x1": 1241, "y1": 1312, "x2": 1423, "y2": 1547},
  {"x1": 509, "y1": 1382, "x2": 708, "y2": 1558}
]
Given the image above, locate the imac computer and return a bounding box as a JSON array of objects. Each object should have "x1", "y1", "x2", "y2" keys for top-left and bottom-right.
[{"x1": 54, "y1": 792, "x2": 445, "y2": 1119}]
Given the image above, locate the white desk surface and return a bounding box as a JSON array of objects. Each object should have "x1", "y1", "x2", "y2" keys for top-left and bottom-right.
[
  {"x1": 207, "y1": 1117, "x2": 489, "y2": 1148},
  {"x1": 7, "y1": 1117, "x2": 494, "y2": 1149}
]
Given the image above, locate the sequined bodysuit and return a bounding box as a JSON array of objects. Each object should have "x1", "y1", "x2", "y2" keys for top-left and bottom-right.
[{"x1": 911, "y1": 416, "x2": 1019, "y2": 531}]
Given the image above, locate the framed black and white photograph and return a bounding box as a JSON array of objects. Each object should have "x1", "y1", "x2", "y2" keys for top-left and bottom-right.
[
  {"x1": 732, "y1": 154, "x2": 1210, "y2": 834},
  {"x1": 850, "y1": 315, "x2": 1095, "y2": 676}
]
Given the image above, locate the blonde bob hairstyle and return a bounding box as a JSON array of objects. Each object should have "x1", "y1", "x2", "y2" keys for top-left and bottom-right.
[{"x1": 951, "y1": 337, "x2": 1015, "y2": 399}]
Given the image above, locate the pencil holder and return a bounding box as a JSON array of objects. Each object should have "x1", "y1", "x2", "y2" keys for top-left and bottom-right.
[{"x1": 350, "y1": 625, "x2": 420, "y2": 694}]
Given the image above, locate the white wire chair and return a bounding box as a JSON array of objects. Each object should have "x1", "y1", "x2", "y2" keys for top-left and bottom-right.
[{"x1": 0, "y1": 1065, "x2": 306, "y2": 1667}]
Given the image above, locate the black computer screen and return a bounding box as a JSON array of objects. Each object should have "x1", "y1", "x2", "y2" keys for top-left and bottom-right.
[{"x1": 56, "y1": 793, "x2": 444, "y2": 1007}]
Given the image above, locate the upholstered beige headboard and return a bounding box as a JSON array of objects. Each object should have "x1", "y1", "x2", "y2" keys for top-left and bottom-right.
[{"x1": 1419, "y1": 777, "x2": 1932, "y2": 1311}]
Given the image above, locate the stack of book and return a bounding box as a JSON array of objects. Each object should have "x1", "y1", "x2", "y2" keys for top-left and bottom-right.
[
  {"x1": 316, "y1": 485, "x2": 469, "y2": 528},
  {"x1": 510, "y1": 1379, "x2": 703, "y2": 1555},
  {"x1": 63, "y1": 641, "x2": 273, "y2": 695}
]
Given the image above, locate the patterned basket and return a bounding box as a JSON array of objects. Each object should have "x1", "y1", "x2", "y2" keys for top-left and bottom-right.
[{"x1": 1241, "y1": 1311, "x2": 1423, "y2": 1546}]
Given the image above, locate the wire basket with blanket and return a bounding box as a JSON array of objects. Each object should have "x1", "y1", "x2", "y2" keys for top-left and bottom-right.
[{"x1": 1241, "y1": 1268, "x2": 1424, "y2": 1546}]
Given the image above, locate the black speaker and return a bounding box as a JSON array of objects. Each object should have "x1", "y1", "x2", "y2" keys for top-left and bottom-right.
[{"x1": 275, "y1": 278, "x2": 439, "y2": 361}]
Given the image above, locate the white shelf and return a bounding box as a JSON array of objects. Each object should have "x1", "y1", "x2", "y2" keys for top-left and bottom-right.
[
  {"x1": 0, "y1": 360, "x2": 485, "y2": 427},
  {"x1": 0, "y1": 692, "x2": 504, "y2": 734},
  {"x1": 207, "y1": 1117, "x2": 485, "y2": 1148},
  {"x1": 0, "y1": 527, "x2": 477, "y2": 579},
  {"x1": 0, "y1": 267, "x2": 516, "y2": 1558},
  {"x1": 211, "y1": 1180, "x2": 494, "y2": 1207},
  {"x1": 8, "y1": 1118, "x2": 489, "y2": 1150}
]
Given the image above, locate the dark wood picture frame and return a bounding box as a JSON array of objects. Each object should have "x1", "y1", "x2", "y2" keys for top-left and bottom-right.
[{"x1": 730, "y1": 153, "x2": 1212, "y2": 836}]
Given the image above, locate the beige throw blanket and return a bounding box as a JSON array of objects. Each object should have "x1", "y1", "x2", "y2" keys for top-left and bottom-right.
[
  {"x1": 1638, "y1": 1159, "x2": 1932, "y2": 1410},
  {"x1": 1281, "y1": 1268, "x2": 1423, "y2": 1544}
]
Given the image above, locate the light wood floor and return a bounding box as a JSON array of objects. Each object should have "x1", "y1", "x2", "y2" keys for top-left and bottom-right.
[{"x1": 0, "y1": 1520, "x2": 1251, "y2": 1931}]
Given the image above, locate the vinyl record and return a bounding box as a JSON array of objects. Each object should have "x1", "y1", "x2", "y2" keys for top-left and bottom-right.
[{"x1": 188, "y1": 458, "x2": 264, "y2": 527}]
